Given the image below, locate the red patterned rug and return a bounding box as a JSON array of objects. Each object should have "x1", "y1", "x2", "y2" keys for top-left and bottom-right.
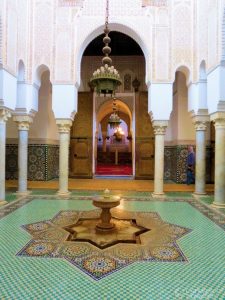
[{"x1": 96, "y1": 164, "x2": 132, "y2": 175}]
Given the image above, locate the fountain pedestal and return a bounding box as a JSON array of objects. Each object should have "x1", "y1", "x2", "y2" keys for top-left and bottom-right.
[{"x1": 93, "y1": 193, "x2": 120, "y2": 232}]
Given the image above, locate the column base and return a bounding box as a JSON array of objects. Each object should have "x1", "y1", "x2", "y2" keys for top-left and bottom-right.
[
  {"x1": 16, "y1": 190, "x2": 32, "y2": 197},
  {"x1": 193, "y1": 192, "x2": 207, "y2": 198},
  {"x1": 57, "y1": 191, "x2": 71, "y2": 198},
  {"x1": 151, "y1": 192, "x2": 166, "y2": 199},
  {"x1": 0, "y1": 200, "x2": 7, "y2": 206},
  {"x1": 211, "y1": 202, "x2": 225, "y2": 208}
]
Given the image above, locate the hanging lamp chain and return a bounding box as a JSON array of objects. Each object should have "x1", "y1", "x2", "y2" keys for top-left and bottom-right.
[{"x1": 105, "y1": 0, "x2": 109, "y2": 28}]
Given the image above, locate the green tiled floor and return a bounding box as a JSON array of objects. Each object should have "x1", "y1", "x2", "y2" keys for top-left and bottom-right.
[
  {"x1": 5, "y1": 193, "x2": 17, "y2": 202},
  {"x1": 0, "y1": 195, "x2": 225, "y2": 299}
]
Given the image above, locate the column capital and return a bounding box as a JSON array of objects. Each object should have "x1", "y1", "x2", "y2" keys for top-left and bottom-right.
[
  {"x1": 56, "y1": 119, "x2": 72, "y2": 133},
  {"x1": 194, "y1": 121, "x2": 208, "y2": 131},
  {"x1": 152, "y1": 120, "x2": 168, "y2": 135},
  {"x1": 191, "y1": 114, "x2": 209, "y2": 131},
  {"x1": 13, "y1": 115, "x2": 33, "y2": 130},
  {"x1": 210, "y1": 112, "x2": 225, "y2": 129},
  {"x1": 0, "y1": 109, "x2": 11, "y2": 123}
]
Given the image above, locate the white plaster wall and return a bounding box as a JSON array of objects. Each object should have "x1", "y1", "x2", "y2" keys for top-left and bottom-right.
[
  {"x1": 6, "y1": 118, "x2": 17, "y2": 139},
  {"x1": 207, "y1": 65, "x2": 225, "y2": 114},
  {"x1": 165, "y1": 72, "x2": 195, "y2": 143},
  {"x1": 0, "y1": 70, "x2": 17, "y2": 109},
  {"x1": 148, "y1": 83, "x2": 173, "y2": 120},
  {"x1": 29, "y1": 72, "x2": 59, "y2": 142}
]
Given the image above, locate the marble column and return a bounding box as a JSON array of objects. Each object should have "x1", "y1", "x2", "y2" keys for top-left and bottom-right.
[
  {"x1": 211, "y1": 113, "x2": 225, "y2": 207},
  {"x1": 56, "y1": 119, "x2": 72, "y2": 196},
  {"x1": 152, "y1": 121, "x2": 168, "y2": 196},
  {"x1": 13, "y1": 115, "x2": 33, "y2": 195},
  {"x1": 127, "y1": 132, "x2": 132, "y2": 153},
  {"x1": 0, "y1": 109, "x2": 11, "y2": 205},
  {"x1": 193, "y1": 119, "x2": 208, "y2": 195}
]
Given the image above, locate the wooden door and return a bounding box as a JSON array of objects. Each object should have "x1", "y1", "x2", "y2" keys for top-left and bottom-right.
[
  {"x1": 70, "y1": 92, "x2": 93, "y2": 178},
  {"x1": 135, "y1": 92, "x2": 154, "y2": 179}
]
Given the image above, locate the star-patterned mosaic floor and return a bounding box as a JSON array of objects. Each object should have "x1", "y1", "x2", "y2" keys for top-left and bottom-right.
[
  {"x1": 1, "y1": 191, "x2": 225, "y2": 299},
  {"x1": 16, "y1": 209, "x2": 191, "y2": 280}
]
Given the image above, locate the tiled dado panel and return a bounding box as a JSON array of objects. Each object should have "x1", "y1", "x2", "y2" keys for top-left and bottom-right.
[
  {"x1": 6, "y1": 144, "x2": 59, "y2": 181},
  {"x1": 6, "y1": 144, "x2": 213, "y2": 183},
  {"x1": 164, "y1": 145, "x2": 213, "y2": 183}
]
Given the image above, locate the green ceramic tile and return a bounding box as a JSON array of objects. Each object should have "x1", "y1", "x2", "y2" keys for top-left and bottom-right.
[{"x1": 0, "y1": 196, "x2": 224, "y2": 299}]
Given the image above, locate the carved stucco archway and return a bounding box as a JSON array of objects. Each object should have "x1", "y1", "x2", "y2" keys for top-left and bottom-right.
[
  {"x1": 75, "y1": 21, "x2": 150, "y2": 87},
  {"x1": 94, "y1": 97, "x2": 134, "y2": 175}
]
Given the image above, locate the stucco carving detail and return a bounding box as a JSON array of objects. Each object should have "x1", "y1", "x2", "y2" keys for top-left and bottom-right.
[
  {"x1": 152, "y1": 121, "x2": 168, "y2": 135},
  {"x1": 0, "y1": 109, "x2": 11, "y2": 123},
  {"x1": 13, "y1": 115, "x2": 33, "y2": 131},
  {"x1": 56, "y1": 120, "x2": 73, "y2": 133},
  {"x1": 194, "y1": 122, "x2": 208, "y2": 131},
  {"x1": 0, "y1": 0, "x2": 223, "y2": 86}
]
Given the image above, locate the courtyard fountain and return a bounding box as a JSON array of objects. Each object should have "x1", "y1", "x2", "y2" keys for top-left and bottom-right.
[{"x1": 93, "y1": 189, "x2": 121, "y2": 232}]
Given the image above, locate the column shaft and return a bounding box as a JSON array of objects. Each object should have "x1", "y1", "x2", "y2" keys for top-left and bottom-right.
[
  {"x1": 152, "y1": 121, "x2": 168, "y2": 196},
  {"x1": 0, "y1": 109, "x2": 11, "y2": 203},
  {"x1": 0, "y1": 121, "x2": 6, "y2": 201},
  {"x1": 214, "y1": 123, "x2": 225, "y2": 206},
  {"x1": 195, "y1": 127, "x2": 207, "y2": 195},
  {"x1": 154, "y1": 134, "x2": 165, "y2": 194},
  {"x1": 59, "y1": 131, "x2": 70, "y2": 194},
  {"x1": 13, "y1": 115, "x2": 33, "y2": 195},
  {"x1": 56, "y1": 120, "x2": 72, "y2": 196},
  {"x1": 18, "y1": 130, "x2": 29, "y2": 193}
]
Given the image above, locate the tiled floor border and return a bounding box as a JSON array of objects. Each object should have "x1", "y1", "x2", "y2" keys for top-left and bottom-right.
[{"x1": 0, "y1": 193, "x2": 224, "y2": 231}]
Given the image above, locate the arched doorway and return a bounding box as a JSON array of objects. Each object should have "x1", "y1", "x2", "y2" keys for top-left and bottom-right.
[
  {"x1": 70, "y1": 31, "x2": 154, "y2": 179},
  {"x1": 95, "y1": 98, "x2": 133, "y2": 176}
]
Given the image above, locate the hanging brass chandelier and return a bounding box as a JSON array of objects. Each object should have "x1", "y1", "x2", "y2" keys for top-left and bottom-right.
[
  {"x1": 108, "y1": 98, "x2": 121, "y2": 129},
  {"x1": 90, "y1": 0, "x2": 122, "y2": 96}
]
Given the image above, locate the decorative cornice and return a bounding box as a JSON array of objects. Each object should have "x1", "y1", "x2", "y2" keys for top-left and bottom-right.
[
  {"x1": 56, "y1": 119, "x2": 73, "y2": 133},
  {"x1": 0, "y1": 109, "x2": 11, "y2": 123},
  {"x1": 152, "y1": 120, "x2": 168, "y2": 135},
  {"x1": 13, "y1": 115, "x2": 33, "y2": 131}
]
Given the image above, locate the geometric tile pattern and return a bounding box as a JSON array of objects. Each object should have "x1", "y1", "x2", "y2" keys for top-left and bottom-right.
[
  {"x1": 164, "y1": 145, "x2": 213, "y2": 183},
  {"x1": 17, "y1": 209, "x2": 191, "y2": 280},
  {"x1": 6, "y1": 144, "x2": 213, "y2": 182},
  {"x1": 6, "y1": 144, "x2": 59, "y2": 181},
  {"x1": 1, "y1": 195, "x2": 225, "y2": 299}
]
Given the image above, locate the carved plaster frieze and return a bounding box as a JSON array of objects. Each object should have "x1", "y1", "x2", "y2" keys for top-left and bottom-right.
[
  {"x1": 0, "y1": 109, "x2": 11, "y2": 123},
  {"x1": 58, "y1": 0, "x2": 84, "y2": 7},
  {"x1": 13, "y1": 115, "x2": 33, "y2": 131},
  {"x1": 152, "y1": 120, "x2": 168, "y2": 135},
  {"x1": 142, "y1": 0, "x2": 168, "y2": 7},
  {"x1": 56, "y1": 119, "x2": 73, "y2": 133}
]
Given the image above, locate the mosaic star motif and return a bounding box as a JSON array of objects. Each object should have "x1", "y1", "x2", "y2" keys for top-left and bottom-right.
[{"x1": 17, "y1": 209, "x2": 192, "y2": 280}]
